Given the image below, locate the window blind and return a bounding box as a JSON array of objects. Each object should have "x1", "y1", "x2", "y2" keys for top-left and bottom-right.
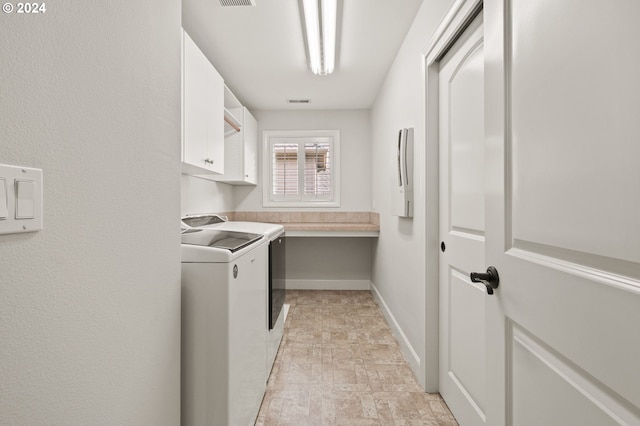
[
  {"x1": 272, "y1": 143, "x2": 299, "y2": 196},
  {"x1": 270, "y1": 138, "x2": 334, "y2": 202},
  {"x1": 304, "y1": 142, "x2": 331, "y2": 197}
]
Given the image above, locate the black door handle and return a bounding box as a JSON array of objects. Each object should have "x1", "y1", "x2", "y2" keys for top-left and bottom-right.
[{"x1": 470, "y1": 266, "x2": 500, "y2": 295}]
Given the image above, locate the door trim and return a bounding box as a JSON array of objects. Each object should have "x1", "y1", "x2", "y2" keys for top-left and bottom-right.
[{"x1": 420, "y1": 0, "x2": 483, "y2": 391}]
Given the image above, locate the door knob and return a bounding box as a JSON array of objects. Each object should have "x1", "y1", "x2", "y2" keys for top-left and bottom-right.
[{"x1": 470, "y1": 266, "x2": 499, "y2": 295}]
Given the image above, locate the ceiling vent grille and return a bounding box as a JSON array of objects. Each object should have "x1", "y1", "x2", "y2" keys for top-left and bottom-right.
[
  {"x1": 288, "y1": 99, "x2": 311, "y2": 104},
  {"x1": 219, "y1": 0, "x2": 256, "y2": 6}
]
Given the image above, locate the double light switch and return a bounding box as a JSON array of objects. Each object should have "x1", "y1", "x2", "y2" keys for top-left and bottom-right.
[{"x1": 0, "y1": 164, "x2": 43, "y2": 235}]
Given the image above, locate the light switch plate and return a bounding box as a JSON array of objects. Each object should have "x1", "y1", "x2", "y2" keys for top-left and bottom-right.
[{"x1": 0, "y1": 164, "x2": 43, "y2": 235}]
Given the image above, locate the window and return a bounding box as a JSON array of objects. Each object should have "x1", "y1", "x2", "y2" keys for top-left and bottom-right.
[{"x1": 263, "y1": 130, "x2": 340, "y2": 207}]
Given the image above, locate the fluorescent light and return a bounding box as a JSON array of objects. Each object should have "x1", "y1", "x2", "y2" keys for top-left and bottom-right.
[
  {"x1": 321, "y1": 0, "x2": 336, "y2": 75},
  {"x1": 302, "y1": 0, "x2": 337, "y2": 75},
  {"x1": 302, "y1": 0, "x2": 322, "y2": 74}
]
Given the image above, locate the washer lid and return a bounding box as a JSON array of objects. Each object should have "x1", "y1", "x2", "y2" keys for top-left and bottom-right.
[
  {"x1": 181, "y1": 229, "x2": 266, "y2": 263},
  {"x1": 182, "y1": 229, "x2": 263, "y2": 252},
  {"x1": 181, "y1": 214, "x2": 227, "y2": 228},
  {"x1": 215, "y1": 221, "x2": 284, "y2": 240}
]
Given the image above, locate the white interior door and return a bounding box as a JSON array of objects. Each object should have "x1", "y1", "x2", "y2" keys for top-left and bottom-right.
[
  {"x1": 438, "y1": 14, "x2": 486, "y2": 426},
  {"x1": 484, "y1": 1, "x2": 640, "y2": 424}
]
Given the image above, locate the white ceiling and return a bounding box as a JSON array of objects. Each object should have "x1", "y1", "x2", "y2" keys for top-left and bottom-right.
[{"x1": 182, "y1": 0, "x2": 424, "y2": 110}]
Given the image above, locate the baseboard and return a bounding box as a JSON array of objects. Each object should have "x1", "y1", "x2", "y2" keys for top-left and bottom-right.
[
  {"x1": 370, "y1": 282, "x2": 421, "y2": 376},
  {"x1": 285, "y1": 279, "x2": 372, "y2": 291}
]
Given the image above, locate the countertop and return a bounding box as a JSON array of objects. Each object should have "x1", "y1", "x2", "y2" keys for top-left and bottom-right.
[
  {"x1": 283, "y1": 222, "x2": 379, "y2": 237},
  {"x1": 220, "y1": 211, "x2": 381, "y2": 237}
]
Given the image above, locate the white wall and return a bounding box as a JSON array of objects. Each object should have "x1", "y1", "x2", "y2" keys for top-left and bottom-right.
[
  {"x1": 286, "y1": 237, "x2": 372, "y2": 290},
  {"x1": 370, "y1": 0, "x2": 456, "y2": 389},
  {"x1": 235, "y1": 109, "x2": 372, "y2": 212},
  {"x1": 232, "y1": 110, "x2": 373, "y2": 290},
  {"x1": 0, "y1": 2, "x2": 181, "y2": 424},
  {"x1": 181, "y1": 174, "x2": 235, "y2": 216}
]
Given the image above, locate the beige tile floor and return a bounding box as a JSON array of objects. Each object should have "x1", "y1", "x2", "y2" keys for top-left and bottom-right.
[{"x1": 256, "y1": 290, "x2": 458, "y2": 426}]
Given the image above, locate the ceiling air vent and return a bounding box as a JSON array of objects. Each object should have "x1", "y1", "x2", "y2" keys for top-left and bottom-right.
[
  {"x1": 219, "y1": 0, "x2": 256, "y2": 6},
  {"x1": 288, "y1": 99, "x2": 311, "y2": 104}
]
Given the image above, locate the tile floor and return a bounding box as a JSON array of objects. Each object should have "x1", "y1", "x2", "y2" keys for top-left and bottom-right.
[{"x1": 256, "y1": 290, "x2": 458, "y2": 426}]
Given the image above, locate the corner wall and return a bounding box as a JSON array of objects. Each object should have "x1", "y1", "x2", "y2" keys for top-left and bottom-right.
[
  {"x1": 181, "y1": 174, "x2": 235, "y2": 216},
  {"x1": 0, "y1": 1, "x2": 182, "y2": 424},
  {"x1": 370, "y1": 0, "x2": 456, "y2": 389},
  {"x1": 233, "y1": 109, "x2": 373, "y2": 290},
  {"x1": 235, "y1": 109, "x2": 372, "y2": 212}
]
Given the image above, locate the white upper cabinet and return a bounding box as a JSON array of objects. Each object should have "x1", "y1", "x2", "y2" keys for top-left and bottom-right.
[
  {"x1": 212, "y1": 87, "x2": 258, "y2": 185},
  {"x1": 241, "y1": 109, "x2": 258, "y2": 185},
  {"x1": 181, "y1": 30, "x2": 224, "y2": 175}
]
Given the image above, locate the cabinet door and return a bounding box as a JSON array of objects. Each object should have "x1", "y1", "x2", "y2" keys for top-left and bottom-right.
[
  {"x1": 206, "y1": 63, "x2": 224, "y2": 174},
  {"x1": 182, "y1": 30, "x2": 224, "y2": 175},
  {"x1": 242, "y1": 108, "x2": 258, "y2": 184},
  {"x1": 182, "y1": 31, "x2": 209, "y2": 169}
]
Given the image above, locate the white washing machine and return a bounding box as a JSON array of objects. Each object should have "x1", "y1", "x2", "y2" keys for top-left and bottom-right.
[
  {"x1": 182, "y1": 215, "x2": 286, "y2": 373},
  {"x1": 181, "y1": 228, "x2": 268, "y2": 426}
]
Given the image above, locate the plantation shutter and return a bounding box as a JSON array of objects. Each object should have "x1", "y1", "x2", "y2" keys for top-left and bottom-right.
[
  {"x1": 269, "y1": 137, "x2": 334, "y2": 202},
  {"x1": 272, "y1": 143, "x2": 299, "y2": 199},
  {"x1": 303, "y1": 142, "x2": 332, "y2": 200}
]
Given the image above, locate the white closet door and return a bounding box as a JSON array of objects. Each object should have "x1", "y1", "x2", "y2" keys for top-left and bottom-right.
[
  {"x1": 438, "y1": 14, "x2": 487, "y2": 426},
  {"x1": 484, "y1": 1, "x2": 640, "y2": 424}
]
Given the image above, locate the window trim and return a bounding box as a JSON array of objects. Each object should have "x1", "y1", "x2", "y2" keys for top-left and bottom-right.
[{"x1": 262, "y1": 130, "x2": 341, "y2": 208}]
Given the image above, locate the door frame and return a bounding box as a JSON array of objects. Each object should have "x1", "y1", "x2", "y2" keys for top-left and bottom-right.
[{"x1": 420, "y1": 0, "x2": 483, "y2": 391}]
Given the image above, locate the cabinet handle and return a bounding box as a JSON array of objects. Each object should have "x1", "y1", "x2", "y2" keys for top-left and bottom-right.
[{"x1": 204, "y1": 158, "x2": 214, "y2": 165}]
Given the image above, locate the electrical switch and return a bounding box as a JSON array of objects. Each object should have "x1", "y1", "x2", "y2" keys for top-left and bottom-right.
[
  {"x1": 15, "y1": 179, "x2": 35, "y2": 219},
  {"x1": 0, "y1": 179, "x2": 7, "y2": 219},
  {"x1": 0, "y1": 164, "x2": 42, "y2": 235}
]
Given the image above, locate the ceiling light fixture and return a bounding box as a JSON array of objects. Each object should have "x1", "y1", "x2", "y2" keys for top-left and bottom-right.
[{"x1": 302, "y1": 0, "x2": 337, "y2": 75}]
